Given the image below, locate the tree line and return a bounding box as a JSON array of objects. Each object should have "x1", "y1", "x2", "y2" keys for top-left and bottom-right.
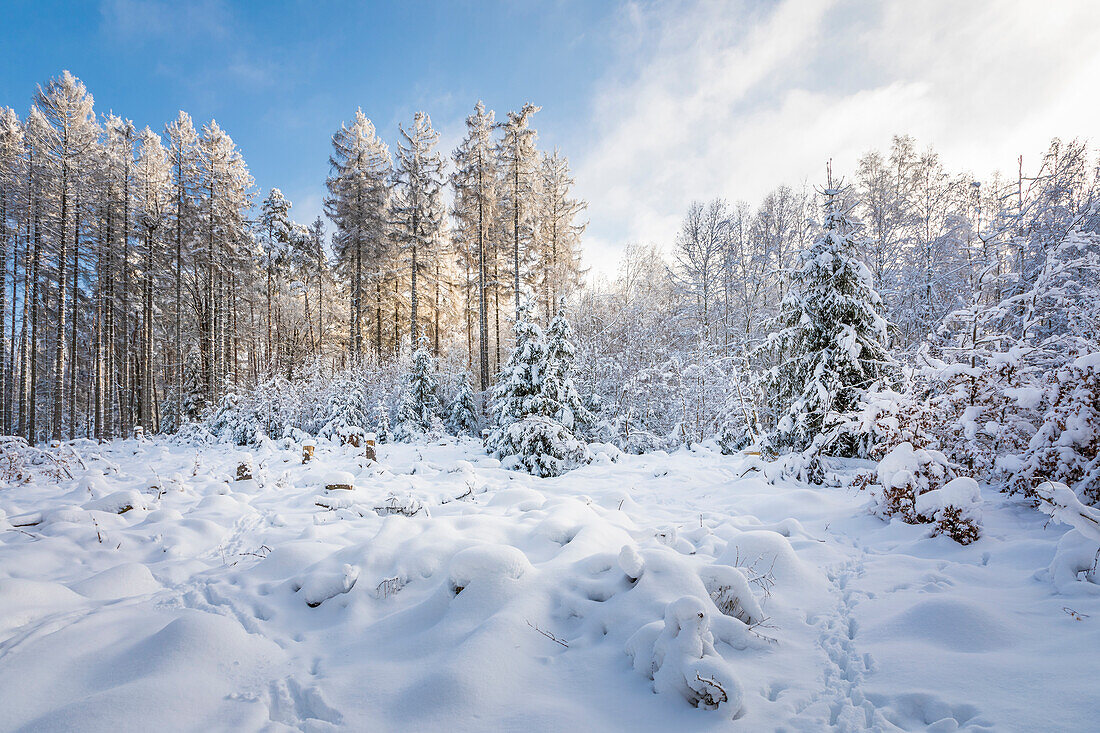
[{"x1": 0, "y1": 71, "x2": 587, "y2": 443}]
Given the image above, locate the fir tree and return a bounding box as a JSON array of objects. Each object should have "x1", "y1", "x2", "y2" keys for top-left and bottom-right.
[
  {"x1": 395, "y1": 339, "x2": 442, "y2": 441},
  {"x1": 488, "y1": 299, "x2": 587, "y2": 476},
  {"x1": 543, "y1": 306, "x2": 594, "y2": 438},
  {"x1": 758, "y1": 174, "x2": 891, "y2": 460},
  {"x1": 446, "y1": 375, "x2": 479, "y2": 436},
  {"x1": 375, "y1": 398, "x2": 392, "y2": 444},
  {"x1": 320, "y1": 373, "x2": 368, "y2": 443}
]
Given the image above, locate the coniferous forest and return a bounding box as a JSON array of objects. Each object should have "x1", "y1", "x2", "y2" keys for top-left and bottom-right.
[{"x1": 1, "y1": 17, "x2": 1099, "y2": 728}]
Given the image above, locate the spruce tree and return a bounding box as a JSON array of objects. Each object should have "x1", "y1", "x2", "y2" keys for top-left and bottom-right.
[
  {"x1": 395, "y1": 339, "x2": 442, "y2": 441},
  {"x1": 446, "y1": 375, "x2": 479, "y2": 436},
  {"x1": 543, "y1": 307, "x2": 594, "y2": 438},
  {"x1": 759, "y1": 176, "x2": 891, "y2": 459},
  {"x1": 375, "y1": 398, "x2": 392, "y2": 444},
  {"x1": 488, "y1": 300, "x2": 587, "y2": 476},
  {"x1": 320, "y1": 373, "x2": 368, "y2": 443}
]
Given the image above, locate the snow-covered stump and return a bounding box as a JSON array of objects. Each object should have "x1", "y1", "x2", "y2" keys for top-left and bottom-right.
[
  {"x1": 325, "y1": 470, "x2": 355, "y2": 491},
  {"x1": 302, "y1": 442, "x2": 315, "y2": 464},
  {"x1": 134, "y1": 425, "x2": 145, "y2": 441},
  {"x1": 364, "y1": 433, "x2": 377, "y2": 462}
]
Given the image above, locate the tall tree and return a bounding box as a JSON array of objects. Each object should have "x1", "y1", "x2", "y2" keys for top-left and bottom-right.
[
  {"x1": 452, "y1": 102, "x2": 498, "y2": 391},
  {"x1": 134, "y1": 127, "x2": 171, "y2": 431},
  {"x1": 392, "y1": 112, "x2": 444, "y2": 345},
  {"x1": 497, "y1": 103, "x2": 540, "y2": 322},
  {"x1": 164, "y1": 111, "x2": 199, "y2": 428},
  {"x1": 325, "y1": 110, "x2": 391, "y2": 356},
  {"x1": 535, "y1": 150, "x2": 586, "y2": 322},
  {"x1": 35, "y1": 71, "x2": 98, "y2": 439},
  {"x1": 0, "y1": 108, "x2": 23, "y2": 435}
]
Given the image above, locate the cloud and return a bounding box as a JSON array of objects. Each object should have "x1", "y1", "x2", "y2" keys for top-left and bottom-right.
[
  {"x1": 99, "y1": 0, "x2": 232, "y2": 45},
  {"x1": 574, "y1": 0, "x2": 1100, "y2": 276}
]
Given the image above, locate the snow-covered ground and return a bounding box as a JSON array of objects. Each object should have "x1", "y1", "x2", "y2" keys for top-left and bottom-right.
[{"x1": 0, "y1": 438, "x2": 1097, "y2": 732}]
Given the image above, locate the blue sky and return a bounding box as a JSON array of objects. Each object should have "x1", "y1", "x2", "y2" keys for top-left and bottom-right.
[
  {"x1": 4, "y1": 0, "x2": 1100, "y2": 275},
  {"x1": 1, "y1": 0, "x2": 615, "y2": 242}
]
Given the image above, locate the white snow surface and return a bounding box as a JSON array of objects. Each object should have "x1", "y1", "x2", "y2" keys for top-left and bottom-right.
[{"x1": 0, "y1": 438, "x2": 1097, "y2": 731}]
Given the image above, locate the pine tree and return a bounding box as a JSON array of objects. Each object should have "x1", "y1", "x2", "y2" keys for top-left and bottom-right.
[
  {"x1": 0, "y1": 108, "x2": 23, "y2": 436},
  {"x1": 259, "y1": 187, "x2": 292, "y2": 371},
  {"x1": 497, "y1": 103, "x2": 540, "y2": 322},
  {"x1": 535, "y1": 151, "x2": 586, "y2": 323},
  {"x1": 320, "y1": 372, "x2": 368, "y2": 444},
  {"x1": 35, "y1": 71, "x2": 98, "y2": 439},
  {"x1": 446, "y1": 374, "x2": 479, "y2": 436},
  {"x1": 134, "y1": 127, "x2": 171, "y2": 431},
  {"x1": 164, "y1": 111, "x2": 200, "y2": 432},
  {"x1": 395, "y1": 338, "x2": 442, "y2": 441},
  {"x1": 758, "y1": 174, "x2": 891, "y2": 460}
]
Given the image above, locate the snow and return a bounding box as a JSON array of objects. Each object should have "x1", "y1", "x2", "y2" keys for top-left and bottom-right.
[
  {"x1": 0, "y1": 437, "x2": 1097, "y2": 730},
  {"x1": 914, "y1": 477, "x2": 982, "y2": 517}
]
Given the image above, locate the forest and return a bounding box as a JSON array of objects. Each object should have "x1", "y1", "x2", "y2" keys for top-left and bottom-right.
[
  {"x1": 1, "y1": 72, "x2": 1096, "y2": 508},
  {"x1": 1, "y1": 69, "x2": 1098, "y2": 730}
]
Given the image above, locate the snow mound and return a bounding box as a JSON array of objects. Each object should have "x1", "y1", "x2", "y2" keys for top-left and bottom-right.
[
  {"x1": 626, "y1": 596, "x2": 744, "y2": 712},
  {"x1": 295, "y1": 562, "x2": 360, "y2": 607},
  {"x1": 448, "y1": 544, "x2": 532, "y2": 591},
  {"x1": 71, "y1": 563, "x2": 161, "y2": 600},
  {"x1": 85, "y1": 489, "x2": 149, "y2": 514}
]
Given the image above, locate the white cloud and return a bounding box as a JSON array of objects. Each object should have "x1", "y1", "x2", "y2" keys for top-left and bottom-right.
[{"x1": 574, "y1": 0, "x2": 1100, "y2": 276}]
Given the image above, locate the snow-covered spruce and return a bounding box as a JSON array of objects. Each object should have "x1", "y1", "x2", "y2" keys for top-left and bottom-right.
[
  {"x1": 320, "y1": 372, "x2": 370, "y2": 446},
  {"x1": 394, "y1": 340, "x2": 443, "y2": 442},
  {"x1": 543, "y1": 307, "x2": 596, "y2": 439},
  {"x1": 487, "y1": 300, "x2": 589, "y2": 476},
  {"x1": 445, "y1": 374, "x2": 479, "y2": 436},
  {"x1": 756, "y1": 179, "x2": 891, "y2": 467}
]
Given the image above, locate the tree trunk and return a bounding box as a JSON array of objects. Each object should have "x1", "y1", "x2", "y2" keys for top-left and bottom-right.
[{"x1": 52, "y1": 161, "x2": 69, "y2": 440}]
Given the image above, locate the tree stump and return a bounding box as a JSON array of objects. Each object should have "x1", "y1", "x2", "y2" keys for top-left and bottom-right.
[
  {"x1": 134, "y1": 425, "x2": 145, "y2": 441},
  {"x1": 325, "y1": 470, "x2": 355, "y2": 491},
  {"x1": 236, "y1": 461, "x2": 253, "y2": 481},
  {"x1": 364, "y1": 433, "x2": 377, "y2": 461},
  {"x1": 302, "y1": 444, "x2": 315, "y2": 463}
]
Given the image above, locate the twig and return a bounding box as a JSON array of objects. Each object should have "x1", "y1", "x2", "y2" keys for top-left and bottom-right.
[
  {"x1": 525, "y1": 619, "x2": 569, "y2": 647},
  {"x1": 1063, "y1": 607, "x2": 1090, "y2": 621}
]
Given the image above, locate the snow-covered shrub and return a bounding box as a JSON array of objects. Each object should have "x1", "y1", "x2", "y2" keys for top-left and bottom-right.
[
  {"x1": 0, "y1": 436, "x2": 77, "y2": 484},
  {"x1": 625, "y1": 596, "x2": 744, "y2": 713},
  {"x1": 849, "y1": 384, "x2": 939, "y2": 461},
  {"x1": 873, "y1": 443, "x2": 981, "y2": 543},
  {"x1": 612, "y1": 408, "x2": 678, "y2": 455},
  {"x1": 205, "y1": 393, "x2": 262, "y2": 445},
  {"x1": 394, "y1": 342, "x2": 443, "y2": 442},
  {"x1": 1034, "y1": 481, "x2": 1100, "y2": 590},
  {"x1": 915, "y1": 477, "x2": 983, "y2": 545},
  {"x1": 874, "y1": 442, "x2": 955, "y2": 520},
  {"x1": 1010, "y1": 353, "x2": 1100, "y2": 504}
]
